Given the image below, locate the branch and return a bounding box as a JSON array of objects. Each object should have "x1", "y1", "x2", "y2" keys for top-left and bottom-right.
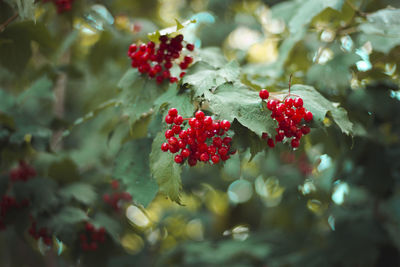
[
  {"x1": 345, "y1": 0, "x2": 367, "y2": 18},
  {"x1": 0, "y1": 13, "x2": 19, "y2": 32}
]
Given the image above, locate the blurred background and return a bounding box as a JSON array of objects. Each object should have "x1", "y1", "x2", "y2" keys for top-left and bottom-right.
[{"x1": 1, "y1": 0, "x2": 400, "y2": 266}]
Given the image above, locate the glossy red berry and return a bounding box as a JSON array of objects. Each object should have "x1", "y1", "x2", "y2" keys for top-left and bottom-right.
[
  {"x1": 294, "y1": 98, "x2": 303, "y2": 108},
  {"x1": 161, "y1": 143, "x2": 169, "y2": 152},
  {"x1": 304, "y1": 111, "x2": 313, "y2": 122},
  {"x1": 259, "y1": 89, "x2": 269, "y2": 100},
  {"x1": 195, "y1": 111, "x2": 205, "y2": 120},
  {"x1": 174, "y1": 155, "x2": 183, "y2": 164}
]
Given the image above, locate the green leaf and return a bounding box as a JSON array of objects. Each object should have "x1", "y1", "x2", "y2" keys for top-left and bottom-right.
[
  {"x1": 183, "y1": 60, "x2": 240, "y2": 97},
  {"x1": 113, "y1": 138, "x2": 158, "y2": 207},
  {"x1": 14, "y1": 0, "x2": 35, "y2": 21},
  {"x1": 92, "y1": 212, "x2": 122, "y2": 243},
  {"x1": 288, "y1": 0, "x2": 344, "y2": 34},
  {"x1": 59, "y1": 183, "x2": 97, "y2": 205},
  {"x1": 205, "y1": 83, "x2": 276, "y2": 137},
  {"x1": 307, "y1": 52, "x2": 359, "y2": 92},
  {"x1": 14, "y1": 178, "x2": 59, "y2": 213},
  {"x1": 154, "y1": 83, "x2": 195, "y2": 118},
  {"x1": 358, "y1": 33, "x2": 400, "y2": 54},
  {"x1": 277, "y1": 84, "x2": 353, "y2": 135},
  {"x1": 118, "y1": 69, "x2": 163, "y2": 125},
  {"x1": 48, "y1": 158, "x2": 81, "y2": 184},
  {"x1": 49, "y1": 207, "x2": 88, "y2": 233},
  {"x1": 359, "y1": 8, "x2": 400, "y2": 36},
  {"x1": 0, "y1": 21, "x2": 54, "y2": 73},
  {"x1": 149, "y1": 132, "x2": 182, "y2": 203}
]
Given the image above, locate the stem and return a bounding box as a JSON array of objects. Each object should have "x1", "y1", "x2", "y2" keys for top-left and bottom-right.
[
  {"x1": 345, "y1": 0, "x2": 367, "y2": 18},
  {"x1": 0, "y1": 13, "x2": 19, "y2": 32},
  {"x1": 288, "y1": 74, "x2": 293, "y2": 96}
]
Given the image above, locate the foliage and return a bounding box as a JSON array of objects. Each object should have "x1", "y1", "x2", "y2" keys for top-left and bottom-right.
[{"x1": 0, "y1": 0, "x2": 399, "y2": 266}]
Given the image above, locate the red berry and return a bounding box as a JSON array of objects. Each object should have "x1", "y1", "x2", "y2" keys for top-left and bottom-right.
[
  {"x1": 179, "y1": 62, "x2": 188, "y2": 69},
  {"x1": 165, "y1": 129, "x2": 174, "y2": 138},
  {"x1": 301, "y1": 126, "x2": 310, "y2": 135},
  {"x1": 172, "y1": 125, "x2": 181, "y2": 134},
  {"x1": 174, "y1": 155, "x2": 183, "y2": 164},
  {"x1": 188, "y1": 157, "x2": 197, "y2": 166},
  {"x1": 165, "y1": 115, "x2": 174, "y2": 124},
  {"x1": 259, "y1": 89, "x2": 269, "y2": 100},
  {"x1": 267, "y1": 100, "x2": 278, "y2": 111},
  {"x1": 304, "y1": 111, "x2": 313, "y2": 122},
  {"x1": 181, "y1": 149, "x2": 190, "y2": 158},
  {"x1": 168, "y1": 137, "x2": 178, "y2": 146},
  {"x1": 267, "y1": 138, "x2": 275, "y2": 148},
  {"x1": 168, "y1": 108, "x2": 178, "y2": 117},
  {"x1": 200, "y1": 153, "x2": 209, "y2": 162},
  {"x1": 218, "y1": 147, "x2": 228, "y2": 156},
  {"x1": 174, "y1": 115, "x2": 183, "y2": 125},
  {"x1": 195, "y1": 111, "x2": 205, "y2": 120},
  {"x1": 180, "y1": 72, "x2": 186, "y2": 78},
  {"x1": 294, "y1": 98, "x2": 303, "y2": 108},
  {"x1": 291, "y1": 138, "x2": 300, "y2": 148},
  {"x1": 184, "y1": 56, "x2": 193, "y2": 64},
  {"x1": 284, "y1": 98, "x2": 294, "y2": 107},
  {"x1": 129, "y1": 44, "x2": 137, "y2": 53},
  {"x1": 186, "y1": 43, "x2": 195, "y2": 51},
  {"x1": 161, "y1": 143, "x2": 169, "y2": 152},
  {"x1": 211, "y1": 155, "x2": 220, "y2": 163},
  {"x1": 223, "y1": 136, "x2": 232, "y2": 145},
  {"x1": 221, "y1": 120, "x2": 231, "y2": 131},
  {"x1": 262, "y1": 132, "x2": 268, "y2": 139}
]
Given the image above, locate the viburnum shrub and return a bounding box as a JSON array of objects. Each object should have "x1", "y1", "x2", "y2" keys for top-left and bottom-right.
[
  {"x1": 28, "y1": 219, "x2": 53, "y2": 246},
  {"x1": 128, "y1": 34, "x2": 195, "y2": 84},
  {"x1": 259, "y1": 88, "x2": 313, "y2": 148},
  {"x1": 43, "y1": 0, "x2": 74, "y2": 13},
  {"x1": 9, "y1": 160, "x2": 37, "y2": 182},
  {"x1": 161, "y1": 108, "x2": 234, "y2": 166},
  {"x1": 79, "y1": 223, "x2": 106, "y2": 252},
  {"x1": 0, "y1": 196, "x2": 29, "y2": 231},
  {"x1": 102, "y1": 180, "x2": 132, "y2": 212}
]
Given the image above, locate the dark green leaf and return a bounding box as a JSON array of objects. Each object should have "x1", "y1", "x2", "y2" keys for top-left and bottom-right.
[
  {"x1": 113, "y1": 138, "x2": 158, "y2": 207},
  {"x1": 149, "y1": 132, "x2": 182, "y2": 203}
]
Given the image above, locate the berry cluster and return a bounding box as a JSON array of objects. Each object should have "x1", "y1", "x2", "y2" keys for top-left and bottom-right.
[
  {"x1": 9, "y1": 161, "x2": 36, "y2": 182},
  {"x1": 43, "y1": 0, "x2": 74, "y2": 13},
  {"x1": 128, "y1": 34, "x2": 195, "y2": 84},
  {"x1": 259, "y1": 89, "x2": 313, "y2": 148},
  {"x1": 102, "y1": 180, "x2": 132, "y2": 212},
  {"x1": 80, "y1": 223, "x2": 106, "y2": 251},
  {"x1": 0, "y1": 196, "x2": 29, "y2": 230},
  {"x1": 161, "y1": 109, "x2": 234, "y2": 166},
  {"x1": 28, "y1": 220, "x2": 52, "y2": 246}
]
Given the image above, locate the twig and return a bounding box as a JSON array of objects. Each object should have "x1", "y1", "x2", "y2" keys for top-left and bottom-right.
[
  {"x1": 0, "y1": 13, "x2": 19, "y2": 32},
  {"x1": 345, "y1": 0, "x2": 367, "y2": 18}
]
